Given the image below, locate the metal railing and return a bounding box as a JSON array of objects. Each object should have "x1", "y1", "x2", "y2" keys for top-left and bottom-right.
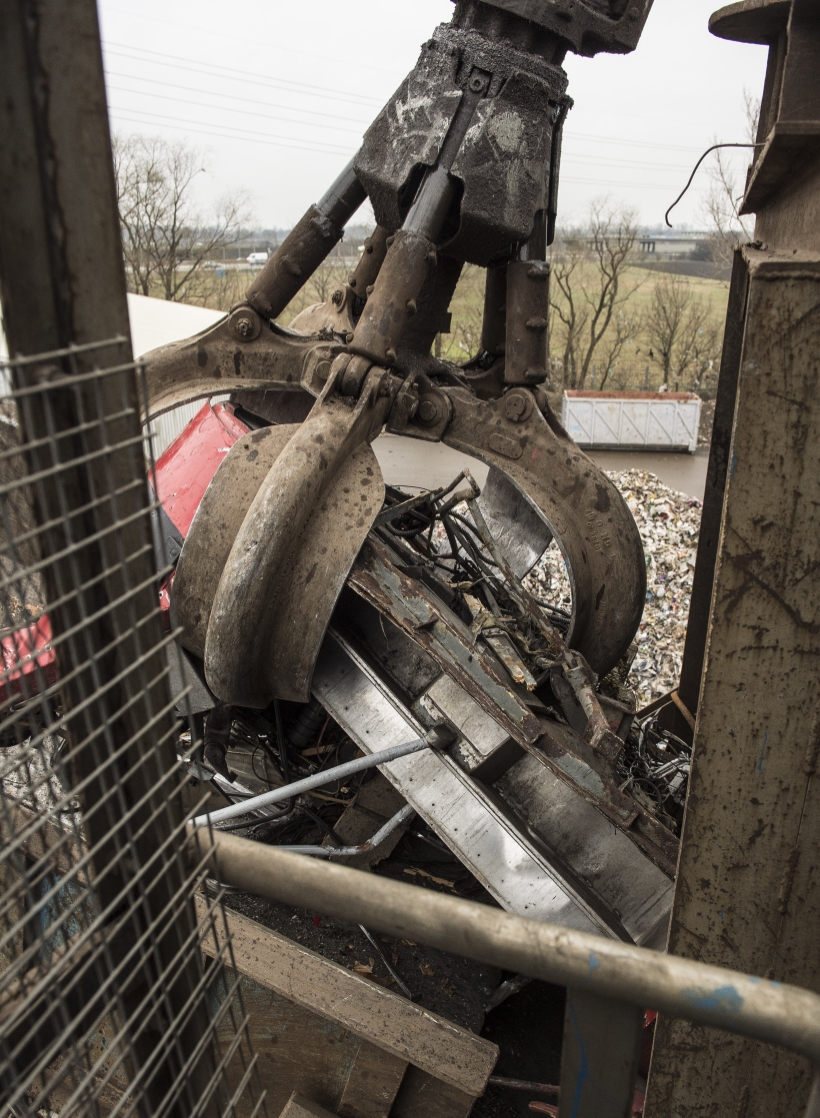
[{"x1": 193, "y1": 827, "x2": 820, "y2": 1118}]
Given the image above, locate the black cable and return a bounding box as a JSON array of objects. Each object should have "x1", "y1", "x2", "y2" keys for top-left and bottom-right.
[
  {"x1": 665, "y1": 142, "x2": 762, "y2": 227},
  {"x1": 300, "y1": 804, "x2": 345, "y2": 848},
  {"x1": 273, "y1": 698, "x2": 295, "y2": 814}
]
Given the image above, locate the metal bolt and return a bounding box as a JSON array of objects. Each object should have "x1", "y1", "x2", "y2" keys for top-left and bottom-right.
[
  {"x1": 331, "y1": 289, "x2": 344, "y2": 306},
  {"x1": 469, "y1": 73, "x2": 488, "y2": 93},
  {"x1": 418, "y1": 399, "x2": 438, "y2": 425},
  {"x1": 505, "y1": 394, "x2": 528, "y2": 422},
  {"x1": 525, "y1": 317, "x2": 549, "y2": 332},
  {"x1": 385, "y1": 348, "x2": 397, "y2": 363},
  {"x1": 366, "y1": 284, "x2": 375, "y2": 296},
  {"x1": 406, "y1": 299, "x2": 417, "y2": 315},
  {"x1": 235, "y1": 316, "x2": 254, "y2": 339},
  {"x1": 386, "y1": 235, "x2": 396, "y2": 248},
  {"x1": 345, "y1": 332, "x2": 355, "y2": 344}
]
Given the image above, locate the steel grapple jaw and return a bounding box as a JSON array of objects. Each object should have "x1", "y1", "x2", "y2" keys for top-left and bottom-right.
[{"x1": 142, "y1": 0, "x2": 653, "y2": 710}]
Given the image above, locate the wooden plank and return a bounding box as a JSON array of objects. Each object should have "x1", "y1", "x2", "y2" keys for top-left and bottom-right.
[
  {"x1": 338, "y1": 1039, "x2": 407, "y2": 1118},
  {"x1": 279, "y1": 1092, "x2": 340, "y2": 1118},
  {"x1": 388, "y1": 1067, "x2": 477, "y2": 1118},
  {"x1": 196, "y1": 897, "x2": 497, "y2": 1097},
  {"x1": 212, "y1": 972, "x2": 360, "y2": 1118},
  {"x1": 644, "y1": 255, "x2": 820, "y2": 1117}
]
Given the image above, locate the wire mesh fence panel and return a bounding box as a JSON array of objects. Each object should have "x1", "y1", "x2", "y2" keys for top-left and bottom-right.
[{"x1": 0, "y1": 339, "x2": 266, "y2": 1118}]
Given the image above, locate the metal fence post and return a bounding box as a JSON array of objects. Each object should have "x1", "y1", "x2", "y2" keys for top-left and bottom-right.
[{"x1": 557, "y1": 990, "x2": 643, "y2": 1118}]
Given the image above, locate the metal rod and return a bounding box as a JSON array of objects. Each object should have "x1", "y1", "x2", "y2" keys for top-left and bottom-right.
[
  {"x1": 190, "y1": 829, "x2": 820, "y2": 1073},
  {"x1": 488, "y1": 1077, "x2": 559, "y2": 1097},
  {"x1": 278, "y1": 803, "x2": 415, "y2": 858},
  {"x1": 359, "y1": 924, "x2": 414, "y2": 1000},
  {"x1": 194, "y1": 740, "x2": 430, "y2": 826}
]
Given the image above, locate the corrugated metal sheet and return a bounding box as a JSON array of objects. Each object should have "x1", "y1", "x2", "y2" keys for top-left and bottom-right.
[{"x1": 561, "y1": 391, "x2": 702, "y2": 453}]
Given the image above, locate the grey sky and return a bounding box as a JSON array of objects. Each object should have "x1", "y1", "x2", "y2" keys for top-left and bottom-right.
[{"x1": 98, "y1": 0, "x2": 769, "y2": 231}]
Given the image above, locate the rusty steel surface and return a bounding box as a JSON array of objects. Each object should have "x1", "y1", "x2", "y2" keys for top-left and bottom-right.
[
  {"x1": 646, "y1": 250, "x2": 820, "y2": 1118},
  {"x1": 504, "y1": 260, "x2": 551, "y2": 385},
  {"x1": 135, "y1": 0, "x2": 653, "y2": 708},
  {"x1": 646, "y1": 6, "x2": 820, "y2": 1114},
  {"x1": 453, "y1": 0, "x2": 656, "y2": 57},
  {"x1": 174, "y1": 423, "x2": 300, "y2": 657},
  {"x1": 203, "y1": 367, "x2": 392, "y2": 706}
]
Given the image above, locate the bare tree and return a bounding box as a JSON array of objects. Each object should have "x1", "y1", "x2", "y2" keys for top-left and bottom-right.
[
  {"x1": 645, "y1": 275, "x2": 721, "y2": 391},
  {"x1": 702, "y1": 91, "x2": 761, "y2": 272},
  {"x1": 113, "y1": 134, "x2": 249, "y2": 302},
  {"x1": 550, "y1": 233, "x2": 590, "y2": 388},
  {"x1": 550, "y1": 203, "x2": 642, "y2": 388},
  {"x1": 597, "y1": 312, "x2": 642, "y2": 390}
]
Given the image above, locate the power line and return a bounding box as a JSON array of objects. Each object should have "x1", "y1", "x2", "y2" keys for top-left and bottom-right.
[
  {"x1": 560, "y1": 177, "x2": 687, "y2": 191},
  {"x1": 100, "y1": 4, "x2": 400, "y2": 78},
  {"x1": 109, "y1": 108, "x2": 355, "y2": 157},
  {"x1": 564, "y1": 131, "x2": 706, "y2": 154},
  {"x1": 105, "y1": 69, "x2": 374, "y2": 129},
  {"x1": 106, "y1": 82, "x2": 368, "y2": 136},
  {"x1": 102, "y1": 42, "x2": 385, "y2": 107}
]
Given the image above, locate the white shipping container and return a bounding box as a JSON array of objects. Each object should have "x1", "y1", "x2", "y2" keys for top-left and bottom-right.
[{"x1": 561, "y1": 391, "x2": 702, "y2": 454}]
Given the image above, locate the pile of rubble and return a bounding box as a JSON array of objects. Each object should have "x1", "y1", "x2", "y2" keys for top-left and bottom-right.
[{"x1": 526, "y1": 469, "x2": 703, "y2": 708}]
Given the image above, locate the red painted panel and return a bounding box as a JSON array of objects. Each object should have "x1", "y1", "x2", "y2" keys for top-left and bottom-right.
[
  {"x1": 151, "y1": 401, "x2": 250, "y2": 537},
  {"x1": 0, "y1": 615, "x2": 58, "y2": 704}
]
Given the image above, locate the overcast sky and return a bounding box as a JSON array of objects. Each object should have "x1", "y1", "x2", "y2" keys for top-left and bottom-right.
[{"x1": 97, "y1": 0, "x2": 770, "y2": 232}]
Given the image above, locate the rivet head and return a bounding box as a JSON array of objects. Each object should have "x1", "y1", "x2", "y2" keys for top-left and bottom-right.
[
  {"x1": 235, "y1": 317, "x2": 254, "y2": 338},
  {"x1": 331, "y1": 289, "x2": 344, "y2": 306},
  {"x1": 418, "y1": 399, "x2": 438, "y2": 425}
]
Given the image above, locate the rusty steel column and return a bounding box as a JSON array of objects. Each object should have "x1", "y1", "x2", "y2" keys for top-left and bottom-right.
[{"x1": 645, "y1": 2, "x2": 820, "y2": 1116}]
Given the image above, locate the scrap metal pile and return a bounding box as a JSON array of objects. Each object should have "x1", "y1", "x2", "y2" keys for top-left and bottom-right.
[{"x1": 527, "y1": 469, "x2": 704, "y2": 705}]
